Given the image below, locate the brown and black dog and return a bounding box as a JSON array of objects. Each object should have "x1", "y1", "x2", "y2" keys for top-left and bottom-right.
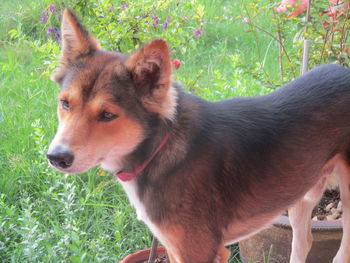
[{"x1": 47, "y1": 9, "x2": 350, "y2": 263}]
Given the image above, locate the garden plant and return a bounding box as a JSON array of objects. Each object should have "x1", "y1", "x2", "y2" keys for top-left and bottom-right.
[{"x1": 0, "y1": 0, "x2": 349, "y2": 262}]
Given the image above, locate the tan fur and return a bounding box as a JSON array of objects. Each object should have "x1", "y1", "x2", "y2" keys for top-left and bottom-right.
[
  {"x1": 61, "y1": 11, "x2": 99, "y2": 52},
  {"x1": 216, "y1": 245, "x2": 231, "y2": 263},
  {"x1": 51, "y1": 9, "x2": 101, "y2": 83},
  {"x1": 126, "y1": 40, "x2": 177, "y2": 120},
  {"x1": 223, "y1": 212, "x2": 281, "y2": 246},
  {"x1": 154, "y1": 222, "x2": 231, "y2": 263},
  {"x1": 50, "y1": 90, "x2": 144, "y2": 174},
  {"x1": 288, "y1": 155, "x2": 350, "y2": 263},
  {"x1": 157, "y1": 224, "x2": 185, "y2": 263}
]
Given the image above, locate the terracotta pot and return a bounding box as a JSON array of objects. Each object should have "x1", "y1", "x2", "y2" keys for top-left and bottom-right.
[
  {"x1": 239, "y1": 215, "x2": 342, "y2": 263},
  {"x1": 120, "y1": 247, "x2": 166, "y2": 263}
]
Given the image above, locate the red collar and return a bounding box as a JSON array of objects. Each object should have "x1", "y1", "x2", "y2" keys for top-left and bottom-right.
[{"x1": 116, "y1": 133, "x2": 170, "y2": 182}]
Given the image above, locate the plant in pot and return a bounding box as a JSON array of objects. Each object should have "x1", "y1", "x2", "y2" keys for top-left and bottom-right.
[
  {"x1": 120, "y1": 237, "x2": 168, "y2": 263},
  {"x1": 238, "y1": 0, "x2": 349, "y2": 262}
]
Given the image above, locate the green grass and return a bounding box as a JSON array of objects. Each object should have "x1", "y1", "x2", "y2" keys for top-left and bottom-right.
[
  {"x1": 177, "y1": 0, "x2": 280, "y2": 100},
  {"x1": 0, "y1": 0, "x2": 281, "y2": 262},
  {"x1": 0, "y1": 44, "x2": 153, "y2": 262}
]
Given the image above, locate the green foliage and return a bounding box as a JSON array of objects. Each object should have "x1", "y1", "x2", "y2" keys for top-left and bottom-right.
[
  {"x1": 180, "y1": 54, "x2": 271, "y2": 101},
  {"x1": 30, "y1": 0, "x2": 205, "y2": 54},
  {"x1": 80, "y1": 0, "x2": 204, "y2": 54},
  {"x1": 240, "y1": 0, "x2": 350, "y2": 85},
  {"x1": 7, "y1": 28, "x2": 60, "y2": 78}
]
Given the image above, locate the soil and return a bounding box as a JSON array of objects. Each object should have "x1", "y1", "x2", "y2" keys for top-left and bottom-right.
[
  {"x1": 284, "y1": 190, "x2": 342, "y2": 220},
  {"x1": 312, "y1": 189, "x2": 341, "y2": 220},
  {"x1": 141, "y1": 253, "x2": 169, "y2": 263}
]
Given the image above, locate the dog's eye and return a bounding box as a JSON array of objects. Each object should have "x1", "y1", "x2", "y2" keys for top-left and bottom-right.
[
  {"x1": 98, "y1": 111, "x2": 118, "y2": 122},
  {"x1": 60, "y1": 99, "x2": 70, "y2": 110}
]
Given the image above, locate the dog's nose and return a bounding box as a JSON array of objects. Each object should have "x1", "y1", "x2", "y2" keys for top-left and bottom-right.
[{"x1": 47, "y1": 146, "x2": 74, "y2": 169}]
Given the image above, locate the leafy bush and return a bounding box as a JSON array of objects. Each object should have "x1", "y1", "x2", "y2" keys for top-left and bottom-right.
[
  {"x1": 37, "y1": 1, "x2": 204, "y2": 53},
  {"x1": 11, "y1": 0, "x2": 205, "y2": 81},
  {"x1": 239, "y1": 0, "x2": 350, "y2": 86},
  {"x1": 179, "y1": 54, "x2": 271, "y2": 101},
  {"x1": 82, "y1": 0, "x2": 204, "y2": 54}
]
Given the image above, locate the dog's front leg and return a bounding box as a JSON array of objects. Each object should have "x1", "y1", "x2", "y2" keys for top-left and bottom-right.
[
  {"x1": 333, "y1": 161, "x2": 350, "y2": 263},
  {"x1": 289, "y1": 175, "x2": 328, "y2": 263},
  {"x1": 164, "y1": 242, "x2": 228, "y2": 263},
  {"x1": 158, "y1": 223, "x2": 229, "y2": 263},
  {"x1": 214, "y1": 244, "x2": 231, "y2": 263}
]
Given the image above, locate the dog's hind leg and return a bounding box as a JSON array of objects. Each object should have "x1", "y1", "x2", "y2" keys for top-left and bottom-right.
[
  {"x1": 288, "y1": 174, "x2": 329, "y2": 263},
  {"x1": 333, "y1": 158, "x2": 350, "y2": 263}
]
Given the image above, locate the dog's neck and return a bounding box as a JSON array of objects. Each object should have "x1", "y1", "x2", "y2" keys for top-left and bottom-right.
[
  {"x1": 116, "y1": 132, "x2": 171, "y2": 182},
  {"x1": 120, "y1": 87, "x2": 178, "y2": 171},
  {"x1": 119, "y1": 87, "x2": 194, "y2": 183}
]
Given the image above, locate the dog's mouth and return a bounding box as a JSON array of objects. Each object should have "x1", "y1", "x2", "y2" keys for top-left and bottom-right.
[
  {"x1": 47, "y1": 157, "x2": 96, "y2": 174},
  {"x1": 47, "y1": 157, "x2": 83, "y2": 174},
  {"x1": 46, "y1": 145, "x2": 96, "y2": 174},
  {"x1": 47, "y1": 144, "x2": 122, "y2": 174}
]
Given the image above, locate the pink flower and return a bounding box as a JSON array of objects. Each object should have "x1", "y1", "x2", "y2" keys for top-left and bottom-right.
[
  {"x1": 276, "y1": 0, "x2": 309, "y2": 19},
  {"x1": 327, "y1": 0, "x2": 350, "y2": 20},
  {"x1": 276, "y1": 0, "x2": 295, "y2": 13},
  {"x1": 172, "y1": 60, "x2": 181, "y2": 69}
]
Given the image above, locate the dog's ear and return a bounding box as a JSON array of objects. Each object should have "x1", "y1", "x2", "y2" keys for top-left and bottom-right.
[
  {"x1": 126, "y1": 40, "x2": 176, "y2": 120},
  {"x1": 51, "y1": 9, "x2": 100, "y2": 83}
]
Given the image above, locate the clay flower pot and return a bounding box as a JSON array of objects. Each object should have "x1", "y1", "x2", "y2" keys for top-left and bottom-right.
[
  {"x1": 120, "y1": 247, "x2": 166, "y2": 263},
  {"x1": 239, "y1": 215, "x2": 342, "y2": 263}
]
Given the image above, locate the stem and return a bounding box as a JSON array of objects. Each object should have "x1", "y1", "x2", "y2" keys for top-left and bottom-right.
[
  {"x1": 320, "y1": 30, "x2": 329, "y2": 64},
  {"x1": 301, "y1": 40, "x2": 310, "y2": 74},
  {"x1": 270, "y1": 1, "x2": 298, "y2": 78},
  {"x1": 148, "y1": 236, "x2": 159, "y2": 263},
  {"x1": 276, "y1": 18, "x2": 284, "y2": 84},
  {"x1": 243, "y1": 18, "x2": 294, "y2": 63},
  {"x1": 301, "y1": 0, "x2": 312, "y2": 75},
  {"x1": 242, "y1": 1, "x2": 273, "y2": 86},
  {"x1": 339, "y1": 11, "x2": 349, "y2": 64}
]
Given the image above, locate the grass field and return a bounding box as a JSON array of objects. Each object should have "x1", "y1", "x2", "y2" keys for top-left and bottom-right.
[{"x1": 0, "y1": 0, "x2": 279, "y2": 262}]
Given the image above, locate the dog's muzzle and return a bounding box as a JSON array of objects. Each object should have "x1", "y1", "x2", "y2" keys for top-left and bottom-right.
[{"x1": 47, "y1": 145, "x2": 74, "y2": 169}]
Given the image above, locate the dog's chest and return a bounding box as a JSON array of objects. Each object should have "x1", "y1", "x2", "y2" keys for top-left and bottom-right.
[
  {"x1": 119, "y1": 180, "x2": 167, "y2": 243},
  {"x1": 119, "y1": 180, "x2": 149, "y2": 221}
]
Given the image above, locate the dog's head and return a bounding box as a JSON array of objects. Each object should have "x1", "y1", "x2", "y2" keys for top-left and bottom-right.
[{"x1": 47, "y1": 9, "x2": 177, "y2": 174}]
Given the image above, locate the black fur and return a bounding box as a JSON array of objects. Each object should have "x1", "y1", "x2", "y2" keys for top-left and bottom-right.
[{"x1": 124, "y1": 65, "x2": 350, "y2": 244}]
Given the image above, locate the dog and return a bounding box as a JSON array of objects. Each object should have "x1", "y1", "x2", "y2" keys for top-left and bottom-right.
[{"x1": 47, "y1": 9, "x2": 350, "y2": 263}]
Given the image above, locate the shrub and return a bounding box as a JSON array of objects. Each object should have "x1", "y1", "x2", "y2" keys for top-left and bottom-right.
[
  {"x1": 240, "y1": 0, "x2": 350, "y2": 86},
  {"x1": 36, "y1": 1, "x2": 204, "y2": 54}
]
